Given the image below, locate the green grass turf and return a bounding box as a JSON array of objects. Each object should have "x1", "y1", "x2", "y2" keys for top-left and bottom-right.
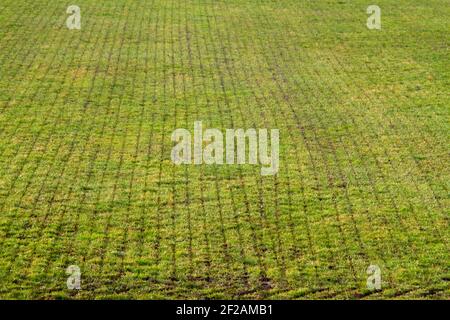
[{"x1": 0, "y1": 0, "x2": 448, "y2": 299}]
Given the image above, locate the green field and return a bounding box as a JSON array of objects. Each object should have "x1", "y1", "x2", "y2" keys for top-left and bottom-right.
[{"x1": 0, "y1": 0, "x2": 448, "y2": 299}]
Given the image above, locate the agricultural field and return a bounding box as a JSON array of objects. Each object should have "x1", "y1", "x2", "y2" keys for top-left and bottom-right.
[{"x1": 0, "y1": 0, "x2": 448, "y2": 299}]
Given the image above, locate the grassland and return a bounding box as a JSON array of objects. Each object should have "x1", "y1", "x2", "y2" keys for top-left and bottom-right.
[{"x1": 0, "y1": 0, "x2": 448, "y2": 299}]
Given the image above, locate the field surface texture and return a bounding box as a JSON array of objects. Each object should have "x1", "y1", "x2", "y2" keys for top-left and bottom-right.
[{"x1": 0, "y1": 0, "x2": 448, "y2": 299}]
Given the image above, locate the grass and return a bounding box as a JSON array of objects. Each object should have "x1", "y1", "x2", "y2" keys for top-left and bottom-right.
[{"x1": 0, "y1": 0, "x2": 448, "y2": 299}]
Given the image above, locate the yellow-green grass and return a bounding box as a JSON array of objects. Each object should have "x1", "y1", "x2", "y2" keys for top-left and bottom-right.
[{"x1": 0, "y1": 0, "x2": 448, "y2": 299}]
